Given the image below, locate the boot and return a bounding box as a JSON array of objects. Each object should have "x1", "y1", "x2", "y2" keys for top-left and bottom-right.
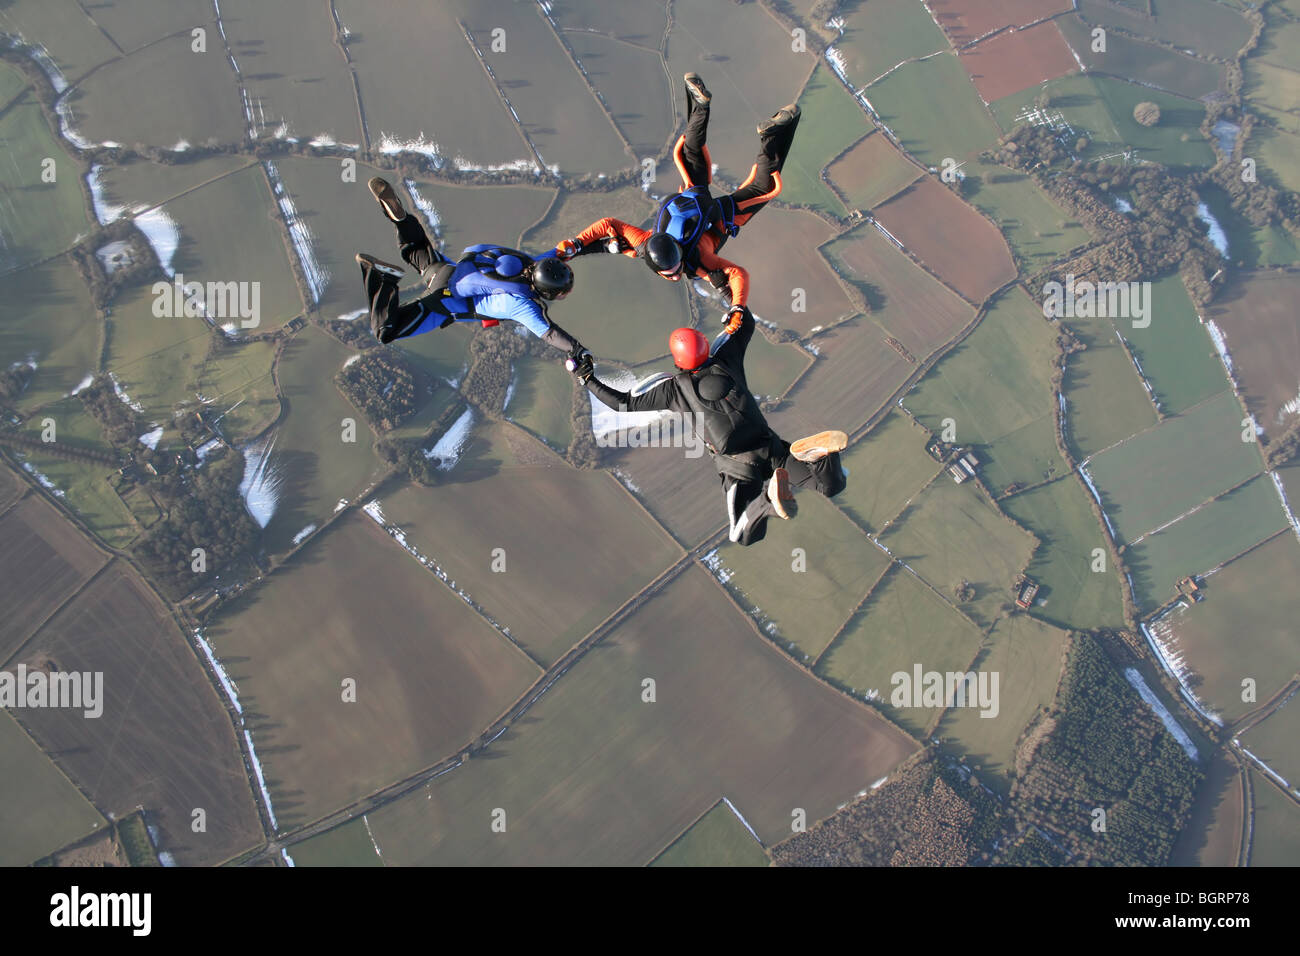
[
  {"x1": 368, "y1": 177, "x2": 407, "y2": 223},
  {"x1": 791, "y1": 430, "x2": 848, "y2": 463},
  {"x1": 768, "y1": 467, "x2": 797, "y2": 520}
]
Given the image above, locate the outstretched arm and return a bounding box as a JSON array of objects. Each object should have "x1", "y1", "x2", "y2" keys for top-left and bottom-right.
[
  {"x1": 695, "y1": 240, "x2": 749, "y2": 309},
  {"x1": 711, "y1": 305, "x2": 756, "y2": 371},
  {"x1": 584, "y1": 371, "x2": 680, "y2": 415},
  {"x1": 556, "y1": 218, "x2": 653, "y2": 260}
]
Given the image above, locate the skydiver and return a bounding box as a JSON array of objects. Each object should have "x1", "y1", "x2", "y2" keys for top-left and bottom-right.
[
  {"x1": 552, "y1": 72, "x2": 801, "y2": 338},
  {"x1": 570, "y1": 307, "x2": 846, "y2": 547},
  {"x1": 356, "y1": 178, "x2": 590, "y2": 364}
]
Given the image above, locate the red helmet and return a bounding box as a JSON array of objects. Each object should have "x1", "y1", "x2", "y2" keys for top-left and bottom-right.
[{"x1": 669, "y1": 328, "x2": 710, "y2": 371}]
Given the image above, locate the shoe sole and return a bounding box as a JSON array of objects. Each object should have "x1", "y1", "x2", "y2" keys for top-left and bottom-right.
[
  {"x1": 769, "y1": 467, "x2": 796, "y2": 520},
  {"x1": 368, "y1": 177, "x2": 406, "y2": 222},
  {"x1": 684, "y1": 72, "x2": 711, "y2": 105},
  {"x1": 791, "y1": 430, "x2": 847, "y2": 463},
  {"x1": 355, "y1": 252, "x2": 405, "y2": 280},
  {"x1": 757, "y1": 104, "x2": 800, "y2": 136}
]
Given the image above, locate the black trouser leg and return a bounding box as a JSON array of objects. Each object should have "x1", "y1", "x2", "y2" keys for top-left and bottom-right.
[
  {"x1": 729, "y1": 110, "x2": 801, "y2": 224},
  {"x1": 361, "y1": 259, "x2": 452, "y2": 344},
  {"x1": 395, "y1": 214, "x2": 441, "y2": 275},
  {"x1": 773, "y1": 440, "x2": 847, "y2": 498},
  {"x1": 679, "y1": 100, "x2": 711, "y2": 186},
  {"x1": 724, "y1": 474, "x2": 774, "y2": 547}
]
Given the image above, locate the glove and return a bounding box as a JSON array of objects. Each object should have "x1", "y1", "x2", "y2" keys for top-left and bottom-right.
[
  {"x1": 556, "y1": 238, "x2": 582, "y2": 261},
  {"x1": 565, "y1": 349, "x2": 594, "y2": 383},
  {"x1": 723, "y1": 307, "x2": 746, "y2": 336}
]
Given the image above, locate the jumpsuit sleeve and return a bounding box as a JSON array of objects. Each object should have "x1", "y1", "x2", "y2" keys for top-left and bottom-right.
[
  {"x1": 710, "y1": 306, "x2": 756, "y2": 373},
  {"x1": 568, "y1": 218, "x2": 654, "y2": 258},
  {"x1": 474, "y1": 293, "x2": 552, "y2": 338},
  {"x1": 586, "y1": 375, "x2": 681, "y2": 414},
  {"x1": 694, "y1": 235, "x2": 749, "y2": 308}
]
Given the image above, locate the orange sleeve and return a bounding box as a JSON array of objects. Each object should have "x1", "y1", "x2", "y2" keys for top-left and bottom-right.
[
  {"x1": 569, "y1": 218, "x2": 652, "y2": 258},
  {"x1": 695, "y1": 235, "x2": 749, "y2": 308}
]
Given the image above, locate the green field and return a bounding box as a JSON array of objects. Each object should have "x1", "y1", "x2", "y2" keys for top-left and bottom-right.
[
  {"x1": 0, "y1": 711, "x2": 106, "y2": 867},
  {"x1": 1002, "y1": 477, "x2": 1126, "y2": 631},
  {"x1": 816, "y1": 565, "x2": 985, "y2": 738},
  {"x1": 709, "y1": 493, "x2": 891, "y2": 662},
  {"x1": 963, "y1": 160, "x2": 1092, "y2": 273},
  {"x1": 0, "y1": 259, "x2": 99, "y2": 414},
  {"x1": 76, "y1": 0, "x2": 211, "y2": 54},
  {"x1": 1084, "y1": 389, "x2": 1263, "y2": 544},
  {"x1": 377, "y1": 451, "x2": 681, "y2": 667},
  {"x1": 0, "y1": 3, "x2": 119, "y2": 81},
  {"x1": 259, "y1": 325, "x2": 386, "y2": 554},
  {"x1": 390, "y1": 318, "x2": 473, "y2": 386},
  {"x1": 1118, "y1": 275, "x2": 1228, "y2": 416},
  {"x1": 104, "y1": 283, "x2": 213, "y2": 424},
  {"x1": 902, "y1": 288, "x2": 1062, "y2": 494},
  {"x1": 0, "y1": 62, "x2": 26, "y2": 103},
  {"x1": 287, "y1": 816, "x2": 384, "y2": 867},
  {"x1": 777, "y1": 65, "x2": 867, "y2": 215},
  {"x1": 193, "y1": 338, "x2": 281, "y2": 442},
  {"x1": 835, "y1": 411, "x2": 941, "y2": 534},
  {"x1": 1153, "y1": 532, "x2": 1300, "y2": 723},
  {"x1": 826, "y1": 131, "x2": 923, "y2": 211},
  {"x1": 205, "y1": 509, "x2": 543, "y2": 828},
  {"x1": 937, "y1": 614, "x2": 1069, "y2": 796},
  {"x1": 1244, "y1": 60, "x2": 1300, "y2": 136},
  {"x1": 650, "y1": 800, "x2": 770, "y2": 867},
  {"x1": 97, "y1": 156, "x2": 253, "y2": 219},
  {"x1": 1127, "y1": 475, "x2": 1287, "y2": 612},
  {"x1": 1256, "y1": 6, "x2": 1300, "y2": 73},
  {"x1": 566, "y1": 32, "x2": 673, "y2": 161},
  {"x1": 1249, "y1": 772, "x2": 1300, "y2": 867},
  {"x1": 1061, "y1": 321, "x2": 1157, "y2": 459},
  {"x1": 361, "y1": 566, "x2": 916, "y2": 863},
  {"x1": 880, "y1": 475, "x2": 1037, "y2": 628},
  {"x1": 1075, "y1": 0, "x2": 1252, "y2": 62},
  {"x1": 506, "y1": 356, "x2": 574, "y2": 450},
  {"x1": 865, "y1": 53, "x2": 1002, "y2": 167},
  {"x1": 834, "y1": 0, "x2": 950, "y2": 87},
  {"x1": 0, "y1": 93, "x2": 92, "y2": 273},
  {"x1": 1245, "y1": 125, "x2": 1300, "y2": 197},
  {"x1": 1243, "y1": 694, "x2": 1300, "y2": 797},
  {"x1": 744, "y1": 332, "x2": 811, "y2": 401},
  {"x1": 1056, "y1": 13, "x2": 1226, "y2": 100}
]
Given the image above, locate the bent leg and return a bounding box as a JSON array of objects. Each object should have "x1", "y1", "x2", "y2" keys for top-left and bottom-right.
[
  {"x1": 395, "y1": 214, "x2": 442, "y2": 275},
  {"x1": 724, "y1": 475, "x2": 774, "y2": 546},
  {"x1": 773, "y1": 439, "x2": 846, "y2": 499},
  {"x1": 728, "y1": 109, "x2": 802, "y2": 225},
  {"x1": 361, "y1": 259, "x2": 452, "y2": 344},
  {"x1": 675, "y1": 99, "x2": 712, "y2": 187}
]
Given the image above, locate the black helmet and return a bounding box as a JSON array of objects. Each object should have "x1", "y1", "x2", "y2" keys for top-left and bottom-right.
[
  {"x1": 643, "y1": 232, "x2": 684, "y2": 276},
  {"x1": 531, "y1": 257, "x2": 574, "y2": 300}
]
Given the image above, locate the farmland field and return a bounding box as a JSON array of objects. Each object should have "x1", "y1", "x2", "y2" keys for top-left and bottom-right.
[
  {"x1": 964, "y1": 160, "x2": 1092, "y2": 273},
  {"x1": 879, "y1": 473, "x2": 1037, "y2": 628},
  {"x1": 927, "y1": 0, "x2": 1073, "y2": 47},
  {"x1": 96, "y1": 156, "x2": 252, "y2": 219},
  {"x1": 550, "y1": 0, "x2": 668, "y2": 46},
  {"x1": 1126, "y1": 475, "x2": 1287, "y2": 613},
  {"x1": 0, "y1": 493, "x2": 107, "y2": 661},
  {"x1": 832, "y1": 0, "x2": 949, "y2": 88},
  {"x1": 816, "y1": 564, "x2": 985, "y2": 739},
  {"x1": 1205, "y1": 270, "x2": 1300, "y2": 436},
  {"x1": 1001, "y1": 477, "x2": 1126, "y2": 631},
  {"x1": 0, "y1": 2, "x2": 118, "y2": 81},
  {"x1": 506, "y1": 356, "x2": 574, "y2": 450},
  {"x1": 192, "y1": 338, "x2": 280, "y2": 442},
  {"x1": 361, "y1": 565, "x2": 917, "y2": 864},
  {"x1": 863, "y1": 53, "x2": 1002, "y2": 167},
  {"x1": 937, "y1": 614, "x2": 1069, "y2": 795},
  {"x1": 1243, "y1": 60, "x2": 1300, "y2": 136},
  {"x1": 743, "y1": 332, "x2": 812, "y2": 401},
  {"x1": 1075, "y1": 0, "x2": 1252, "y2": 62},
  {"x1": 1151, "y1": 531, "x2": 1300, "y2": 723},
  {"x1": 375, "y1": 458, "x2": 681, "y2": 667},
  {"x1": 287, "y1": 815, "x2": 383, "y2": 867},
  {"x1": 205, "y1": 509, "x2": 543, "y2": 828},
  {"x1": 0, "y1": 465, "x2": 20, "y2": 511},
  {"x1": 76, "y1": 0, "x2": 211, "y2": 54},
  {"x1": 901, "y1": 287, "x2": 1062, "y2": 494},
  {"x1": 1061, "y1": 321, "x2": 1158, "y2": 459},
  {"x1": 1084, "y1": 389, "x2": 1264, "y2": 544},
  {"x1": 1056, "y1": 13, "x2": 1226, "y2": 101},
  {"x1": 874, "y1": 178, "x2": 1017, "y2": 303},
  {"x1": 1171, "y1": 754, "x2": 1244, "y2": 867},
  {"x1": 821, "y1": 221, "x2": 975, "y2": 358},
  {"x1": 0, "y1": 711, "x2": 106, "y2": 867},
  {"x1": 13, "y1": 561, "x2": 264, "y2": 865},
  {"x1": 398, "y1": 175, "x2": 555, "y2": 257},
  {"x1": 957, "y1": 20, "x2": 1078, "y2": 104},
  {"x1": 1244, "y1": 125, "x2": 1300, "y2": 196},
  {"x1": 0, "y1": 259, "x2": 99, "y2": 414},
  {"x1": 650, "y1": 800, "x2": 769, "y2": 867},
  {"x1": 1242, "y1": 694, "x2": 1300, "y2": 797},
  {"x1": 605, "y1": 440, "x2": 725, "y2": 549},
  {"x1": 707, "y1": 493, "x2": 891, "y2": 662},
  {"x1": 566, "y1": 32, "x2": 673, "y2": 161},
  {"x1": 1249, "y1": 772, "x2": 1300, "y2": 867},
  {"x1": 834, "y1": 411, "x2": 942, "y2": 534},
  {"x1": 776, "y1": 65, "x2": 868, "y2": 216},
  {"x1": 826, "y1": 132, "x2": 922, "y2": 211}
]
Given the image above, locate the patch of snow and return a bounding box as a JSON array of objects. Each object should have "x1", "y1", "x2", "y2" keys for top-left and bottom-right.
[
  {"x1": 68, "y1": 373, "x2": 94, "y2": 396},
  {"x1": 424, "y1": 407, "x2": 474, "y2": 469},
  {"x1": 1195, "y1": 201, "x2": 1229, "y2": 258},
  {"x1": 1211, "y1": 119, "x2": 1240, "y2": 156},
  {"x1": 1204, "y1": 319, "x2": 1233, "y2": 374},
  {"x1": 95, "y1": 239, "x2": 133, "y2": 273},
  {"x1": 87, "y1": 165, "x2": 128, "y2": 225},
  {"x1": 1124, "y1": 667, "x2": 1199, "y2": 762},
  {"x1": 291, "y1": 524, "x2": 317, "y2": 545},
  {"x1": 21, "y1": 460, "x2": 65, "y2": 498},
  {"x1": 195, "y1": 438, "x2": 222, "y2": 461},
  {"x1": 107, "y1": 372, "x2": 145, "y2": 413},
  {"x1": 403, "y1": 179, "x2": 442, "y2": 239},
  {"x1": 343, "y1": 353, "x2": 361, "y2": 369},
  {"x1": 377, "y1": 131, "x2": 445, "y2": 168},
  {"x1": 138, "y1": 425, "x2": 164, "y2": 449},
  {"x1": 1113, "y1": 197, "x2": 1133, "y2": 214},
  {"x1": 133, "y1": 206, "x2": 181, "y2": 276},
  {"x1": 238, "y1": 432, "x2": 282, "y2": 528},
  {"x1": 263, "y1": 161, "x2": 329, "y2": 303}
]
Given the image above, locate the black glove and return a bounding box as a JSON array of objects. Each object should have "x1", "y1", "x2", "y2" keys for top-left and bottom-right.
[
  {"x1": 565, "y1": 349, "x2": 594, "y2": 384},
  {"x1": 707, "y1": 269, "x2": 732, "y2": 303}
]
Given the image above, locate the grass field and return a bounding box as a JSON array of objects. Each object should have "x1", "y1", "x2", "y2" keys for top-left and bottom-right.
[
  {"x1": 1243, "y1": 694, "x2": 1300, "y2": 795},
  {"x1": 550, "y1": 0, "x2": 668, "y2": 46},
  {"x1": 0, "y1": 493, "x2": 107, "y2": 662},
  {"x1": 650, "y1": 800, "x2": 770, "y2": 867},
  {"x1": 193, "y1": 338, "x2": 280, "y2": 442},
  {"x1": 361, "y1": 565, "x2": 916, "y2": 864},
  {"x1": 1151, "y1": 531, "x2": 1300, "y2": 723},
  {"x1": 1084, "y1": 389, "x2": 1263, "y2": 544},
  {"x1": 937, "y1": 614, "x2": 1069, "y2": 796},
  {"x1": 957, "y1": 20, "x2": 1079, "y2": 103},
  {"x1": 74, "y1": 0, "x2": 210, "y2": 54},
  {"x1": 566, "y1": 31, "x2": 673, "y2": 161},
  {"x1": 1243, "y1": 124, "x2": 1300, "y2": 196},
  {"x1": 390, "y1": 319, "x2": 472, "y2": 386},
  {"x1": 258, "y1": 325, "x2": 386, "y2": 554},
  {"x1": 927, "y1": 0, "x2": 1073, "y2": 46},
  {"x1": 832, "y1": 0, "x2": 950, "y2": 88},
  {"x1": 743, "y1": 332, "x2": 812, "y2": 401},
  {"x1": 287, "y1": 815, "x2": 383, "y2": 867},
  {"x1": 963, "y1": 159, "x2": 1092, "y2": 274},
  {"x1": 821, "y1": 221, "x2": 975, "y2": 358},
  {"x1": 816, "y1": 564, "x2": 984, "y2": 738},
  {"x1": 1244, "y1": 59, "x2": 1300, "y2": 135},
  {"x1": 1061, "y1": 320, "x2": 1157, "y2": 459},
  {"x1": 901, "y1": 287, "x2": 1062, "y2": 493},
  {"x1": 96, "y1": 156, "x2": 252, "y2": 220},
  {"x1": 863, "y1": 53, "x2": 1002, "y2": 167},
  {"x1": 14, "y1": 562, "x2": 264, "y2": 865},
  {"x1": 1002, "y1": 477, "x2": 1126, "y2": 631},
  {"x1": 776, "y1": 64, "x2": 869, "y2": 216},
  {"x1": 206, "y1": 509, "x2": 543, "y2": 828},
  {"x1": 0, "y1": 711, "x2": 106, "y2": 867},
  {"x1": 1206, "y1": 270, "x2": 1300, "y2": 436},
  {"x1": 826, "y1": 132, "x2": 922, "y2": 211},
  {"x1": 0, "y1": 93, "x2": 93, "y2": 273},
  {"x1": 1170, "y1": 753, "x2": 1244, "y2": 866},
  {"x1": 726, "y1": 207, "x2": 858, "y2": 336},
  {"x1": 0, "y1": 259, "x2": 99, "y2": 414},
  {"x1": 1117, "y1": 274, "x2": 1227, "y2": 416},
  {"x1": 506, "y1": 356, "x2": 574, "y2": 450},
  {"x1": 0, "y1": 1, "x2": 119, "y2": 81},
  {"x1": 879, "y1": 474, "x2": 1037, "y2": 628},
  {"x1": 707, "y1": 493, "x2": 891, "y2": 662},
  {"x1": 834, "y1": 411, "x2": 942, "y2": 534},
  {"x1": 605, "y1": 440, "x2": 725, "y2": 549},
  {"x1": 0, "y1": 464, "x2": 20, "y2": 511},
  {"x1": 874, "y1": 178, "x2": 1017, "y2": 303},
  {"x1": 1056, "y1": 13, "x2": 1225, "y2": 100},
  {"x1": 1249, "y1": 772, "x2": 1300, "y2": 867},
  {"x1": 1075, "y1": 0, "x2": 1252, "y2": 62}
]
